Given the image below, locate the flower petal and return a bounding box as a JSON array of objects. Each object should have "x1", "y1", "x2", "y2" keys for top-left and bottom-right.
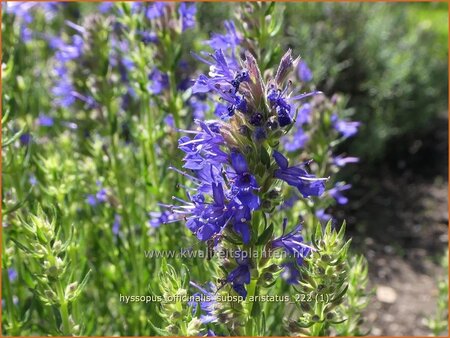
[{"x1": 273, "y1": 151, "x2": 289, "y2": 169}]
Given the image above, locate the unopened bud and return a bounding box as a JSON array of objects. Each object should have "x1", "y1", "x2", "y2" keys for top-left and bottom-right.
[
  {"x1": 44, "y1": 289, "x2": 57, "y2": 301},
  {"x1": 170, "y1": 311, "x2": 181, "y2": 321},
  {"x1": 262, "y1": 272, "x2": 273, "y2": 282},
  {"x1": 176, "y1": 288, "x2": 187, "y2": 298},
  {"x1": 65, "y1": 282, "x2": 78, "y2": 299},
  {"x1": 311, "y1": 315, "x2": 320, "y2": 322},
  {"x1": 300, "y1": 302, "x2": 311, "y2": 312},
  {"x1": 52, "y1": 240, "x2": 62, "y2": 252},
  {"x1": 167, "y1": 324, "x2": 178, "y2": 334}
]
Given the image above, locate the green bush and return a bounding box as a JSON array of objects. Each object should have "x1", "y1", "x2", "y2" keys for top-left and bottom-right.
[{"x1": 283, "y1": 2, "x2": 448, "y2": 161}]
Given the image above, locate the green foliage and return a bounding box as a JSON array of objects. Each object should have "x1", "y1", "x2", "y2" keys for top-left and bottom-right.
[
  {"x1": 424, "y1": 251, "x2": 449, "y2": 336},
  {"x1": 288, "y1": 221, "x2": 351, "y2": 336},
  {"x1": 335, "y1": 255, "x2": 372, "y2": 336},
  {"x1": 3, "y1": 206, "x2": 91, "y2": 335},
  {"x1": 284, "y1": 2, "x2": 447, "y2": 161}
]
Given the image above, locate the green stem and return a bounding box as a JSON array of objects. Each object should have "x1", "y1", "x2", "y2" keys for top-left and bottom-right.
[
  {"x1": 310, "y1": 301, "x2": 324, "y2": 336},
  {"x1": 168, "y1": 70, "x2": 180, "y2": 128},
  {"x1": 105, "y1": 98, "x2": 142, "y2": 295},
  {"x1": 245, "y1": 278, "x2": 258, "y2": 336},
  {"x1": 56, "y1": 280, "x2": 70, "y2": 335},
  {"x1": 2, "y1": 265, "x2": 19, "y2": 335},
  {"x1": 142, "y1": 92, "x2": 160, "y2": 199}
]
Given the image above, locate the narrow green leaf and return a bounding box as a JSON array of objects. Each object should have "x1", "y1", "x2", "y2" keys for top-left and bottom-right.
[{"x1": 256, "y1": 223, "x2": 274, "y2": 246}]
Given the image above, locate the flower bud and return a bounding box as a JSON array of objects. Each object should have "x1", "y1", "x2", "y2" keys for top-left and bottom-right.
[
  {"x1": 52, "y1": 240, "x2": 62, "y2": 252},
  {"x1": 44, "y1": 289, "x2": 57, "y2": 302},
  {"x1": 167, "y1": 324, "x2": 178, "y2": 334},
  {"x1": 187, "y1": 318, "x2": 202, "y2": 336},
  {"x1": 65, "y1": 282, "x2": 78, "y2": 299}
]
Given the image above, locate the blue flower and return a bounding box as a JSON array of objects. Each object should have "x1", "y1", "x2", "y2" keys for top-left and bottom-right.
[
  {"x1": 206, "y1": 20, "x2": 241, "y2": 52},
  {"x1": 283, "y1": 127, "x2": 308, "y2": 152},
  {"x1": 316, "y1": 209, "x2": 332, "y2": 222},
  {"x1": 51, "y1": 73, "x2": 76, "y2": 108},
  {"x1": 178, "y1": 121, "x2": 227, "y2": 170},
  {"x1": 96, "y1": 189, "x2": 108, "y2": 203},
  {"x1": 185, "y1": 182, "x2": 228, "y2": 241},
  {"x1": 146, "y1": 2, "x2": 166, "y2": 20},
  {"x1": 271, "y1": 219, "x2": 312, "y2": 265},
  {"x1": 333, "y1": 155, "x2": 359, "y2": 167},
  {"x1": 138, "y1": 30, "x2": 158, "y2": 45},
  {"x1": 98, "y1": 2, "x2": 114, "y2": 13},
  {"x1": 179, "y1": 3, "x2": 197, "y2": 32},
  {"x1": 189, "y1": 95, "x2": 209, "y2": 120},
  {"x1": 192, "y1": 66, "x2": 247, "y2": 115},
  {"x1": 54, "y1": 34, "x2": 84, "y2": 62},
  {"x1": 20, "y1": 133, "x2": 32, "y2": 146},
  {"x1": 112, "y1": 214, "x2": 121, "y2": 235},
  {"x1": 148, "y1": 210, "x2": 177, "y2": 228},
  {"x1": 5, "y1": 2, "x2": 60, "y2": 42},
  {"x1": 86, "y1": 182, "x2": 108, "y2": 206},
  {"x1": 29, "y1": 174, "x2": 37, "y2": 186},
  {"x1": 226, "y1": 255, "x2": 251, "y2": 298},
  {"x1": 229, "y1": 152, "x2": 260, "y2": 212},
  {"x1": 148, "y1": 68, "x2": 168, "y2": 95},
  {"x1": 191, "y1": 50, "x2": 246, "y2": 98},
  {"x1": 8, "y1": 268, "x2": 18, "y2": 282},
  {"x1": 329, "y1": 183, "x2": 351, "y2": 205},
  {"x1": 213, "y1": 103, "x2": 229, "y2": 120},
  {"x1": 162, "y1": 126, "x2": 257, "y2": 245},
  {"x1": 332, "y1": 114, "x2": 360, "y2": 138},
  {"x1": 230, "y1": 153, "x2": 258, "y2": 190},
  {"x1": 37, "y1": 114, "x2": 54, "y2": 127},
  {"x1": 189, "y1": 281, "x2": 217, "y2": 324},
  {"x1": 267, "y1": 85, "x2": 318, "y2": 127},
  {"x1": 298, "y1": 60, "x2": 313, "y2": 82},
  {"x1": 273, "y1": 151, "x2": 326, "y2": 198},
  {"x1": 281, "y1": 262, "x2": 301, "y2": 285},
  {"x1": 86, "y1": 194, "x2": 98, "y2": 206},
  {"x1": 296, "y1": 103, "x2": 312, "y2": 126},
  {"x1": 164, "y1": 114, "x2": 175, "y2": 129}
]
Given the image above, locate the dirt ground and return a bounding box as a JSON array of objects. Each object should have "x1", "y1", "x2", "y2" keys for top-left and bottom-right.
[{"x1": 341, "y1": 115, "x2": 448, "y2": 336}]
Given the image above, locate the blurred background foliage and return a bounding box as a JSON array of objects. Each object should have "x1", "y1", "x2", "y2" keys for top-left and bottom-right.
[{"x1": 200, "y1": 2, "x2": 448, "y2": 163}]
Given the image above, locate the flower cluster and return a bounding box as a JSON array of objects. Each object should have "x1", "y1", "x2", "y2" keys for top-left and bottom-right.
[
  {"x1": 4, "y1": 2, "x2": 60, "y2": 42},
  {"x1": 160, "y1": 49, "x2": 327, "y2": 303}
]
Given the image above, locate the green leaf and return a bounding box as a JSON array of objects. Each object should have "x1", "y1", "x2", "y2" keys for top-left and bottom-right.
[
  {"x1": 325, "y1": 220, "x2": 333, "y2": 237},
  {"x1": 312, "y1": 223, "x2": 323, "y2": 249},
  {"x1": 181, "y1": 264, "x2": 190, "y2": 289},
  {"x1": 337, "y1": 220, "x2": 347, "y2": 242},
  {"x1": 251, "y1": 296, "x2": 261, "y2": 317},
  {"x1": 148, "y1": 320, "x2": 168, "y2": 336},
  {"x1": 76, "y1": 270, "x2": 92, "y2": 297},
  {"x1": 264, "y1": 2, "x2": 276, "y2": 16},
  {"x1": 21, "y1": 268, "x2": 37, "y2": 289},
  {"x1": 332, "y1": 284, "x2": 349, "y2": 303},
  {"x1": 256, "y1": 223, "x2": 273, "y2": 246},
  {"x1": 10, "y1": 238, "x2": 34, "y2": 255},
  {"x1": 260, "y1": 146, "x2": 271, "y2": 168},
  {"x1": 336, "y1": 239, "x2": 352, "y2": 259}
]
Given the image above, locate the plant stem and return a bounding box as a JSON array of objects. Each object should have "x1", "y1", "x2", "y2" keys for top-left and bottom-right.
[
  {"x1": 56, "y1": 281, "x2": 70, "y2": 335},
  {"x1": 245, "y1": 278, "x2": 258, "y2": 336}
]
